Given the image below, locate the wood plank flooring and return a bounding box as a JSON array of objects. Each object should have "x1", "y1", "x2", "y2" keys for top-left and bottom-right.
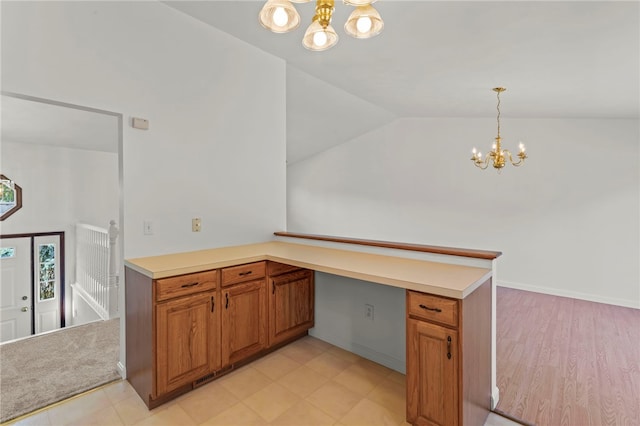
[{"x1": 496, "y1": 287, "x2": 640, "y2": 426}]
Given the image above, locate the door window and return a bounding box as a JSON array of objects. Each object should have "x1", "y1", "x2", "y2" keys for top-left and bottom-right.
[
  {"x1": 0, "y1": 247, "x2": 15, "y2": 258},
  {"x1": 38, "y1": 244, "x2": 56, "y2": 301}
]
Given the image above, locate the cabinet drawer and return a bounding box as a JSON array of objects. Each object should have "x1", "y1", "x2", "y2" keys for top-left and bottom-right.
[
  {"x1": 155, "y1": 270, "x2": 218, "y2": 302},
  {"x1": 221, "y1": 261, "x2": 266, "y2": 287},
  {"x1": 407, "y1": 290, "x2": 458, "y2": 328},
  {"x1": 267, "y1": 261, "x2": 301, "y2": 277}
]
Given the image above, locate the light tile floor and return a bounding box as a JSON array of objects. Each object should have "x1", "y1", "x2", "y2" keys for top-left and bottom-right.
[{"x1": 6, "y1": 336, "x2": 520, "y2": 426}]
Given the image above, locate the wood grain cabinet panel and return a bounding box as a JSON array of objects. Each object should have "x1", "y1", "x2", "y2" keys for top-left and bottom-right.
[
  {"x1": 221, "y1": 278, "x2": 267, "y2": 366},
  {"x1": 407, "y1": 318, "x2": 459, "y2": 426},
  {"x1": 268, "y1": 268, "x2": 314, "y2": 346},
  {"x1": 156, "y1": 291, "x2": 220, "y2": 395},
  {"x1": 221, "y1": 261, "x2": 266, "y2": 287}
]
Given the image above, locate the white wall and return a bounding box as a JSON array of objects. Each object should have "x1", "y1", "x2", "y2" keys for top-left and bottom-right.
[
  {"x1": 289, "y1": 117, "x2": 639, "y2": 308},
  {"x1": 0, "y1": 141, "x2": 119, "y2": 323},
  {"x1": 1, "y1": 1, "x2": 287, "y2": 258},
  {"x1": 1, "y1": 1, "x2": 287, "y2": 373},
  {"x1": 290, "y1": 117, "x2": 639, "y2": 369},
  {"x1": 312, "y1": 273, "x2": 406, "y2": 372},
  {"x1": 0, "y1": 141, "x2": 118, "y2": 236}
]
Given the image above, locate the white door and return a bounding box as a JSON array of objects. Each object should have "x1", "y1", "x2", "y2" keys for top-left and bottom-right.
[
  {"x1": 0, "y1": 237, "x2": 32, "y2": 342},
  {"x1": 34, "y1": 235, "x2": 61, "y2": 334}
]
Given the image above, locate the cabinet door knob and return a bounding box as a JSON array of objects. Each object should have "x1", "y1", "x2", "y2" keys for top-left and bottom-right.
[
  {"x1": 447, "y1": 336, "x2": 452, "y2": 359},
  {"x1": 21, "y1": 307, "x2": 29, "y2": 312},
  {"x1": 22, "y1": 296, "x2": 28, "y2": 300}
]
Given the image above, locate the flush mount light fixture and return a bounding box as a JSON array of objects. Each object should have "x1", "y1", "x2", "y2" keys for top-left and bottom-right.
[
  {"x1": 259, "y1": 0, "x2": 384, "y2": 52},
  {"x1": 471, "y1": 87, "x2": 528, "y2": 171}
]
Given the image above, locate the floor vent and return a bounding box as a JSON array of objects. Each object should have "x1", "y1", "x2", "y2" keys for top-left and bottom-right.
[
  {"x1": 193, "y1": 373, "x2": 216, "y2": 388},
  {"x1": 193, "y1": 366, "x2": 233, "y2": 389}
]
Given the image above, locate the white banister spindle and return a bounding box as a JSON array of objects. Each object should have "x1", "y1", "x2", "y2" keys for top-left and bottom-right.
[{"x1": 74, "y1": 221, "x2": 119, "y2": 320}]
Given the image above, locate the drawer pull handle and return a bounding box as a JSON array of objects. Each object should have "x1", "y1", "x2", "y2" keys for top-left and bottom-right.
[
  {"x1": 181, "y1": 282, "x2": 199, "y2": 288},
  {"x1": 447, "y1": 336, "x2": 452, "y2": 359},
  {"x1": 238, "y1": 271, "x2": 253, "y2": 277},
  {"x1": 211, "y1": 296, "x2": 215, "y2": 313},
  {"x1": 419, "y1": 304, "x2": 442, "y2": 313},
  {"x1": 225, "y1": 293, "x2": 229, "y2": 309},
  {"x1": 272, "y1": 281, "x2": 276, "y2": 294}
]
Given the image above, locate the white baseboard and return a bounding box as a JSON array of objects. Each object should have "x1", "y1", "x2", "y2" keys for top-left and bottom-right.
[
  {"x1": 498, "y1": 280, "x2": 639, "y2": 309},
  {"x1": 491, "y1": 386, "x2": 500, "y2": 409},
  {"x1": 117, "y1": 361, "x2": 126, "y2": 379},
  {"x1": 308, "y1": 329, "x2": 406, "y2": 373}
]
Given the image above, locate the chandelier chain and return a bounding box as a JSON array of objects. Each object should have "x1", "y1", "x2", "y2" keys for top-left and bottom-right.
[{"x1": 496, "y1": 90, "x2": 501, "y2": 139}]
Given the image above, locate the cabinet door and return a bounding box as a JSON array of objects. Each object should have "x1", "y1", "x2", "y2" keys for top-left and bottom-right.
[
  {"x1": 221, "y1": 279, "x2": 267, "y2": 366},
  {"x1": 156, "y1": 291, "x2": 220, "y2": 396},
  {"x1": 407, "y1": 318, "x2": 459, "y2": 426},
  {"x1": 269, "y1": 269, "x2": 314, "y2": 346}
]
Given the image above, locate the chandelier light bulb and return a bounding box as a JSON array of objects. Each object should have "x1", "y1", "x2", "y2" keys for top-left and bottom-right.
[
  {"x1": 259, "y1": 0, "x2": 300, "y2": 33},
  {"x1": 519, "y1": 142, "x2": 525, "y2": 152},
  {"x1": 313, "y1": 30, "x2": 328, "y2": 47},
  {"x1": 356, "y1": 16, "x2": 372, "y2": 33},
  {"x1": 344, "y1": 4, "x2": 383, "y2": 39},
  {"x1": 273, "y1": 7, "x2": 289, "y2": 27}
]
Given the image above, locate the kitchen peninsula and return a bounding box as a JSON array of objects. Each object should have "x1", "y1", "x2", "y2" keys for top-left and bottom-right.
[{"x1": 124, "y1": 235, "x2": 498, "y2": 426}]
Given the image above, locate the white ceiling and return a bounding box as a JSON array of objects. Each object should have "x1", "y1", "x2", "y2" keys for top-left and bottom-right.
[
  {"x1": 1, "y1": 95, "x2": 119, "y2": 153},
  {"x1": 2, "y1": 2, "x2": 637, "y2": 162},
  {"x1": 165, "y1": 0, "x2": 639, "y2": 162}
]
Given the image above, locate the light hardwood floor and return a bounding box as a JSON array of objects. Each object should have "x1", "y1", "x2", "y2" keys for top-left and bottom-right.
[
  {"x1": 7, "y1": 335, "x2": 517, "y2": 426},
  {"x1": 496, "y1": 287, "x2": 640, "y2": 426}
]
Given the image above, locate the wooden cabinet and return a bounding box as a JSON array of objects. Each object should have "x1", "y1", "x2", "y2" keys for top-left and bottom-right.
[
  {"x1": 221, "y1": 262, "x2": 267, "y2": 366},
  {"x1": 268, "y1": 265, "x2": 314, "y2": 347},
  {"x1": 406, "y1": 279, "x2": 492, "y2": 426},
  {"x1": 407, "y1": 316, "x2": 459, "y2": 426},
  {"x1": 125, "y1": 268, "x2": 220, "y2": 408},
  {"x1": 126, "y1": 261, "x2": 315, "y2": 408},
  {"x1": 156, "y1": 290, "x2": 220, "y2": 395}
]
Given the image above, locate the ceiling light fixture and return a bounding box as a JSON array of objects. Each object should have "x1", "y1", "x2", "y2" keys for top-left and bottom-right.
[
  {"x1": 259, "y1": 0, "x2": 384, "y2": 52},
  {"x1": 471, "y1": 87, "x2": 527, "y2": 171}
]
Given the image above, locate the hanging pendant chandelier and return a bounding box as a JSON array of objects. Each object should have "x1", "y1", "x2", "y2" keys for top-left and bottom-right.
[
  {"x1": 259, "y1": 0, "x2": 383, "y2": 52},
  {"x1": 471, "y1": 87, "x2": 527, "y2": 171}
]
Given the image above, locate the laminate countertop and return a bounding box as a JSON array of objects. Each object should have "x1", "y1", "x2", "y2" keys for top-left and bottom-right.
[{"x1": 124, "y1": 241, "x2": 492, "y2": 299}]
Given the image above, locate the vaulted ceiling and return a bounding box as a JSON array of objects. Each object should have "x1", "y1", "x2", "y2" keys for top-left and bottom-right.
[
  {"x1": 165, "y1": 0, "x2": 639, "y2": 163},
  {"x1": 2, "y1": 2, "x2": 638, "y2": 163}
]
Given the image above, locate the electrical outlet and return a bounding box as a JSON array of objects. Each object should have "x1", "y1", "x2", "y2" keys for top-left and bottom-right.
[
  {"x1": 365, "y1": 304, "x2": 374, "y2": 321},
  {"x1": 192, "y1": 218, "x2": 202, "y2": 232},
  {"x1": 143, "y1": 221, "x2": 153, "y2": 235}
]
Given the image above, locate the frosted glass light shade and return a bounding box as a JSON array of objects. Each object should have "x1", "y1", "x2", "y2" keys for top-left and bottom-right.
[
  {"x1": 259, "y1": 0, "x2": 301, "y2": 33},
  {"x1": 302, "y1": 20, "x2": 338, "y2": 51},
  {"x1": 343, "y1": 0, "x2": 376, "y2": 6},
  {"x1": 344, "y1": 5, "x2": 383, "y2": 39}
]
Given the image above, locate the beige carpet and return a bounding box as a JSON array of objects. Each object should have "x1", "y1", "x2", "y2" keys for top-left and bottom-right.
[{"x1": 0, "y1": 318, "x2": 120, "y2": 423}]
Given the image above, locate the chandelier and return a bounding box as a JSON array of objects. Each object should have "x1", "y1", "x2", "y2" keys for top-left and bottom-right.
[
  {"x1": 259, "y1": 0, "x2": 384, "y2": 51},
  {"x1": 471, "y1": 87, "x2": 527, "y2": 171}
]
